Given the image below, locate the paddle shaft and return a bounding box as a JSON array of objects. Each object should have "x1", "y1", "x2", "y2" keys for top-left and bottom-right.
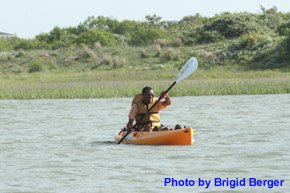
[{"x1": 117, "y1": 81, "x2": 176, "y2": 144}]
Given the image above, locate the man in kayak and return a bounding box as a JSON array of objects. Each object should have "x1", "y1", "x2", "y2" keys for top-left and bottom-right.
[{"x1": 126, "y1": 86, "x2": 171, "y2": 131}]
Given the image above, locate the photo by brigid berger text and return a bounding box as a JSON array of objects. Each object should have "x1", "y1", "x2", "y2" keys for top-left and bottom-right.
[{"x1": 163, "y1": 177, "x2": 285, "y2": 189}]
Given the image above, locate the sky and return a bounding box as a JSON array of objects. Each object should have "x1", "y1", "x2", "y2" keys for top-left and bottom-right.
[{"x1": 1, "y1": 0, "x2": 290, "y2": 38}]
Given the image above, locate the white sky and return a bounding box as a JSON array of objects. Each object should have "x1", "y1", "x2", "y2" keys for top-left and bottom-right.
[{"x1": 1, "y1": 0, "x2": 290, "y2": 38}]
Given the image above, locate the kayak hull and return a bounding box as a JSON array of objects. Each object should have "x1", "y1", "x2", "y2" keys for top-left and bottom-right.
[{"x1": 115, "y1": 127, "x2": 194, "y2": 145}]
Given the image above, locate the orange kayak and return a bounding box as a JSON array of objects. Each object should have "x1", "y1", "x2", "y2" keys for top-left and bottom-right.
[{"x1": 115, "y1": 127, "x2": 195, "y2": 145}]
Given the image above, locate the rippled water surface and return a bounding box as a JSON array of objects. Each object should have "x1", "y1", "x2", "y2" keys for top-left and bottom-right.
[{"x1": 1, "y1": 95, "x2": 289, "y2": 193}]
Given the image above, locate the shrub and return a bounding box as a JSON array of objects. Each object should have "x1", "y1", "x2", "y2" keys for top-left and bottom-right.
[
  {"x1": 284, "y1": 31, "x2": 290, "y2": 56},
  {"x1": 239, "y1": 33, "x2": 261, "y2": 48},
  {"x1": 99, "y1": 54, "x2": 112, "y2": 65},
  {"x1": 277, "y1": 21, "x2": 290, "y2": 36},
  {"x1": 171, "y1": 37, "x2": 183, "y2": 47},
  {"x1": 179, "y1": 14, "x2": 209, "y2": 29},
  {"x1": 0, "y1": 38, "x2": 12, "y2": 51},
  {"x1": 181, "y1": 28, "x2": 224, "y2": 45},
  {"x1": 154, "y1": 39, "x2": 167, "y2": 47},
  {"x1": 260, "y1": 6, "x2": 284, "y2": 30},
  {"x1": 229, "y1": 33, "x2": 273, "y2": 53},
  {"x1": 140, "y1": 50, "x2": 148, "y2": 58},
  {"x1": 195, "y1": 30, "x2": 225, "y2": 44},
  {"x1": 13, "y1": 39, "x2": 50, "y2": 50},
  {"x1": 129, "y1": 26, "x2": 164, "y2": 45},
  {"x1": 94, "y1": 42, "x2": 102, "y2": 49},
  {"x1": 162, "y1": 48, "x2": 179, "y2": 61},
  {"x1": 15, "y1": 50, "x2": 25, "y2": 58},
  {"x1": 76, "y1": 29, "x2": 119, "y2": 46},
  {"x1": 204, "y1": 13, "x2": 266, "y2": 38},
  {"x1": 112, "y1": 57, "x2": 126, "y2": 68},
  {"x1": 198, "y1": 50, "x2": 218, "y2": 68},
  {"x1": 0, "y1": 37, "x2": 39, "y2": 51},
  {"x1": 35, "y1": 27, "x2": 76, "y2": 49},
  {"x1": 152, "y1": 44, "x2": 162, "y2": 57},
  {"x1": 28, "y1": 59, "x2": 45, "y2": 73},
  {"x1": 180, "y1": 30, "x2": 196, "y2": 46},
  {"x1": 81, "y1": 44, "x2": 98, "y2": 60}
]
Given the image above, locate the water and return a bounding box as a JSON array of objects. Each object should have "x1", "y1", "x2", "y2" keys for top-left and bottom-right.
[{"x1": 0, "y1": 95, "x2": 289, "y2": 193}]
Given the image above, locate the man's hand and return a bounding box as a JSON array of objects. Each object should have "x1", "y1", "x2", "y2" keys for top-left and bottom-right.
[
  {"x1": 126, "y1": 125, "x2": 133, "y2": 132},
  {"x1": 160, "y1": 91, "x2": 169, "y2": 99},
  {"x1": 126, "y1": 119, "x2": 134, "y2": 131}
]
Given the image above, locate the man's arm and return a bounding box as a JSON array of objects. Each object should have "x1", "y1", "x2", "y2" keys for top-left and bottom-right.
[
  {"x1": 127, "y1": 104, "x2": 138, "y2": 130},
  {"x1": 157, "y1": 92, "x2": 171, "y2": 111}
]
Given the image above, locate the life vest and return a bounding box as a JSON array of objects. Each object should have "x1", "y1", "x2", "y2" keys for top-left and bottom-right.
[{"x1": 135, "y1": 98, "x2": 161, "y2": 129}]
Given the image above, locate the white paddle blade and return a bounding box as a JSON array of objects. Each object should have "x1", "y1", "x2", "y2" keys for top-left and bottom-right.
[{"x1": 176, "y1": 57, "x2": 198, "y2": 83}]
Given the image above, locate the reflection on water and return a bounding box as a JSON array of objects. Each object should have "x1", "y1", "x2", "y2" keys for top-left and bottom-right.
[
  {"x1": 0, "y1": 95, "x2": 290, "y2": 192},
  {"x1": 90, "y1": 141, "x2": 116, "y2": 145}
]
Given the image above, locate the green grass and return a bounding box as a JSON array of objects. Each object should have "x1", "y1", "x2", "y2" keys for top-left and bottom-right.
[{"x1": 1, "y1": 68, "x2": 289, "y2": 99}]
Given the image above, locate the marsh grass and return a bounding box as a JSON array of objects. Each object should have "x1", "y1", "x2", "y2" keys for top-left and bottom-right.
[{"x1": 0, "y1": 69, "x2": 289, "y2": 99}]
